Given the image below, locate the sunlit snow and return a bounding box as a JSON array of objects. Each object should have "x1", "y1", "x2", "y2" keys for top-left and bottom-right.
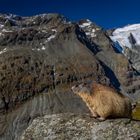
[
  {"x1": 46, "y1": 34, "x2": 56, "y2": 42},
  {"x1": 110, "y1": 24, "x2": 140, "y2": 49},
  {"x1": 79, "y1": 20, "x2": 92, "y2": 28},
  {"x1": 0, "y1": 48, "x2": 7, "y2": 54},
  {"x1": 79, "y1": 19, "x2": 96, "y2": 38},
  {"x1": 0, "y1": 24, "x2": 4, "y2": 28},
  {"x1": 41, "y1": 46, "x2": 46, "y2": 50}
]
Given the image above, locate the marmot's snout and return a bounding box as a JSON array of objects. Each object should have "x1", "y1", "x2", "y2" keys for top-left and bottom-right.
[
  {"x1": 71, "y1": 83, "x2": 90, "y2": 95},
  {"x1": 71, "y1": 85, "x2": 79, "y2": 94},
  {"x1": 71, "y1": 86, "x2": 75, "y2": 92}
]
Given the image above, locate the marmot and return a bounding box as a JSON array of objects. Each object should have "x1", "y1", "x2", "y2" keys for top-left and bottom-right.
[{"x1": 71, "y1": 82, "x2": 133, "y2": 121}]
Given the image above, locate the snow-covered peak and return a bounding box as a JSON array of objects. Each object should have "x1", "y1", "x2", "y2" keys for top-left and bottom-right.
[
  {"x1": 79, "y1": 19, "x2": 92, "y2": 28},
  {"x1": 114, "y1": 24, "x2": 140, "y2": 33},
  {"x1": 110, "y1": 24, "x2": 140, "y2": 50},
  {"x1": 79, "y1": 19, "x2": 101, "y2": 38}
]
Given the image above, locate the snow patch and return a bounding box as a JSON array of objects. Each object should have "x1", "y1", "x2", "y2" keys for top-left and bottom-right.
[
  {"x1": 85, "y1": 32, "x2": 91, "y2": 36},
  {"x1": 90, "y1": 29, "x2": 96, "y2": 37},
  {"x1": 92, "y1": 29, "x2": 96, "y2": 32},
  {"x1": 32, "y1": 46, "x2": 46, "y2": 51},
  {"x1": 79, "y1": 19, "x2": 97, "y2": 38},
  {"x1": 95, "y1": 28, "x2": 100, "y2": 31},
  {"x1": 41, "y1": 30, "x2": 47, "y2": 33},
  {"x1": 67, "y1": 21, "x2": 72, "y2": 24},
  {"x1": 79, "y1": 19, "x2": 92, "y2": 28},
  {"x1": 2, "y1": 29, "x2": 13, "y2": 32},
  {"x1": 46, "y1": 34, "x2": 56, "y2": 42},
  {"x1": 0, "y1": 48, "x2": 7, "y2": 54},
  {"x1": 79, "y1": 22, "x2": 91, "y2": 28},
  {"x1": 52, "y1": 29, "x2": 57, "y2": 32},
  {"x1": 0, "y1": 29, "x2": 13, "y2": 37},
  {"x1": 91, "y1": 32, "x2": 96, "y2": 38},
  {"x1": 0, "y1": 24, "x2": 4, "y2": 28},
  {"x1": 85, "y1": 31, "x2": 96, "y2": 37},
  {"x1": 0, "y1": 32, "x2": 3, "y2": 37},
  {"x1": 41, "y1": 46, "x2": 46, "y2": 50}
]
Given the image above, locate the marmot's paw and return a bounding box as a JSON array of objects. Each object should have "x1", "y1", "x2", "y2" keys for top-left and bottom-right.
[
  {"x1": 97, "y1": 117, "x2": 106, "y2": 121},
  {"x1": 89, "y1": 115, "x2": 97, "y2": 118},
  {"x1": 91, "y1": 112, "x2": 98, "y2": 118}
]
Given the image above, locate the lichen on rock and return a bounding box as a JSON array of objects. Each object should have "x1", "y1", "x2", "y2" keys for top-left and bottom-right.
[{"x1": 21, "y1": 113, "x2": 140, "y2": 140}]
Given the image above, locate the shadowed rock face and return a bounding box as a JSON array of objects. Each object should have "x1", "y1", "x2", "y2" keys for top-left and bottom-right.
[{"x1": 0, "y1": 13, "x2": 140, "y2": 140}]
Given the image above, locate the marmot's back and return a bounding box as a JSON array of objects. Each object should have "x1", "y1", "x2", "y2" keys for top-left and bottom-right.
[{"x1": 91, "y1": 83, "x2": 132, "y2": 118}]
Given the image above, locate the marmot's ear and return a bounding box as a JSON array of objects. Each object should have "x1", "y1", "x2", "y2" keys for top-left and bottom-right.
[
  {"x1": 84, "y1": 85, "x2": 92, "y2": 95},
  {"x1": 132, "y1": 102, "x2": 137, "y2": 110},
  {"x1": 88, "y1": 84, "x2": 93, "y2": 94},
  {"x1": 86, "y1": 90, "x2": 91, "y2": 95}
]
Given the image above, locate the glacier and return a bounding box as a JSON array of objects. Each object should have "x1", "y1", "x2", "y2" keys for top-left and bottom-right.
[{"x1": 110, "y1": 24, "x2": 140, "y2": 51}]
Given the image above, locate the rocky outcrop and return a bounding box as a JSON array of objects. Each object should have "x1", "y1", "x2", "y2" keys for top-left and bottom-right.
[
  {"x1": 0, "y1": 89, "x2": 91, "y2": 140},
  {"x1": 21, "y1": 113, "x2": 140, "y2": 140}
]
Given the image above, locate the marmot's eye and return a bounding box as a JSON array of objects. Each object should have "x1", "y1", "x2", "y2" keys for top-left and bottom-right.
[{"x1": 75, "y1": 85, "x2": 78, "y2": 87}]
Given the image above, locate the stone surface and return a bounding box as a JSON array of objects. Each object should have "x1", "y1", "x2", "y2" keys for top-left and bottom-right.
[{"x1": 21, "y1": 113, "x2": 140, "y2": 140}]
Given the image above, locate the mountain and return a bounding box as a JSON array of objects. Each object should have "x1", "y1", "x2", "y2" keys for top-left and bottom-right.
[
  {"x1": 110, "y1": 24, "x2": 140, "y2": 72},
  {"x1": 0, "y1": 13, "x2": 111, "y2": 112},
  {"x1": 0, "y1": 13, "x2": 140, "y2": 140},
  {"x1": 78, "y1": 19, "x2": 140, "y2": 98}
]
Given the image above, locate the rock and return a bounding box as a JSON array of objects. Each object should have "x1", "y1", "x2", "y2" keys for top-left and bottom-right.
[{"x1": 21, "y1": 113, "x2": 140, "y2": 140}]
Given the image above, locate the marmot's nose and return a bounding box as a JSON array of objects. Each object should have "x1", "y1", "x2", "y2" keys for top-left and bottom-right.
[{"x1": 71, "y1": 86, "x2": 75, "y2": 91}]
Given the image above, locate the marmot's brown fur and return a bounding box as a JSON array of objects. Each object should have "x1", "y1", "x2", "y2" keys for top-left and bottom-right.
[{"x1": 71, "y1": 82, "x2": 133, "y2": 121}]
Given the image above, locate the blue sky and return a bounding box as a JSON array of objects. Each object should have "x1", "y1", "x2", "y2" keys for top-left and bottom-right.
[{"x1": 0, "y1": 0, "x2": 140, "y2": 29}]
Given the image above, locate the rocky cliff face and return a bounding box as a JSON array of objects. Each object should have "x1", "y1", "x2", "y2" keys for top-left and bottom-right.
[{"x1": 0, "y1": 13, "x2": 140, "y2": 140}]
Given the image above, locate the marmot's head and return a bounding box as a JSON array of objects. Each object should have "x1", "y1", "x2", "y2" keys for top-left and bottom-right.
[{"x1": 71, "y1": 82, "x2": 91, "y2": 95}]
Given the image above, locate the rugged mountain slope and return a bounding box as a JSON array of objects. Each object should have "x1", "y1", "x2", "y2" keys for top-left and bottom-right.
[{"x1": 0, "y1": 13, "x2": 112, "y2": 113}]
